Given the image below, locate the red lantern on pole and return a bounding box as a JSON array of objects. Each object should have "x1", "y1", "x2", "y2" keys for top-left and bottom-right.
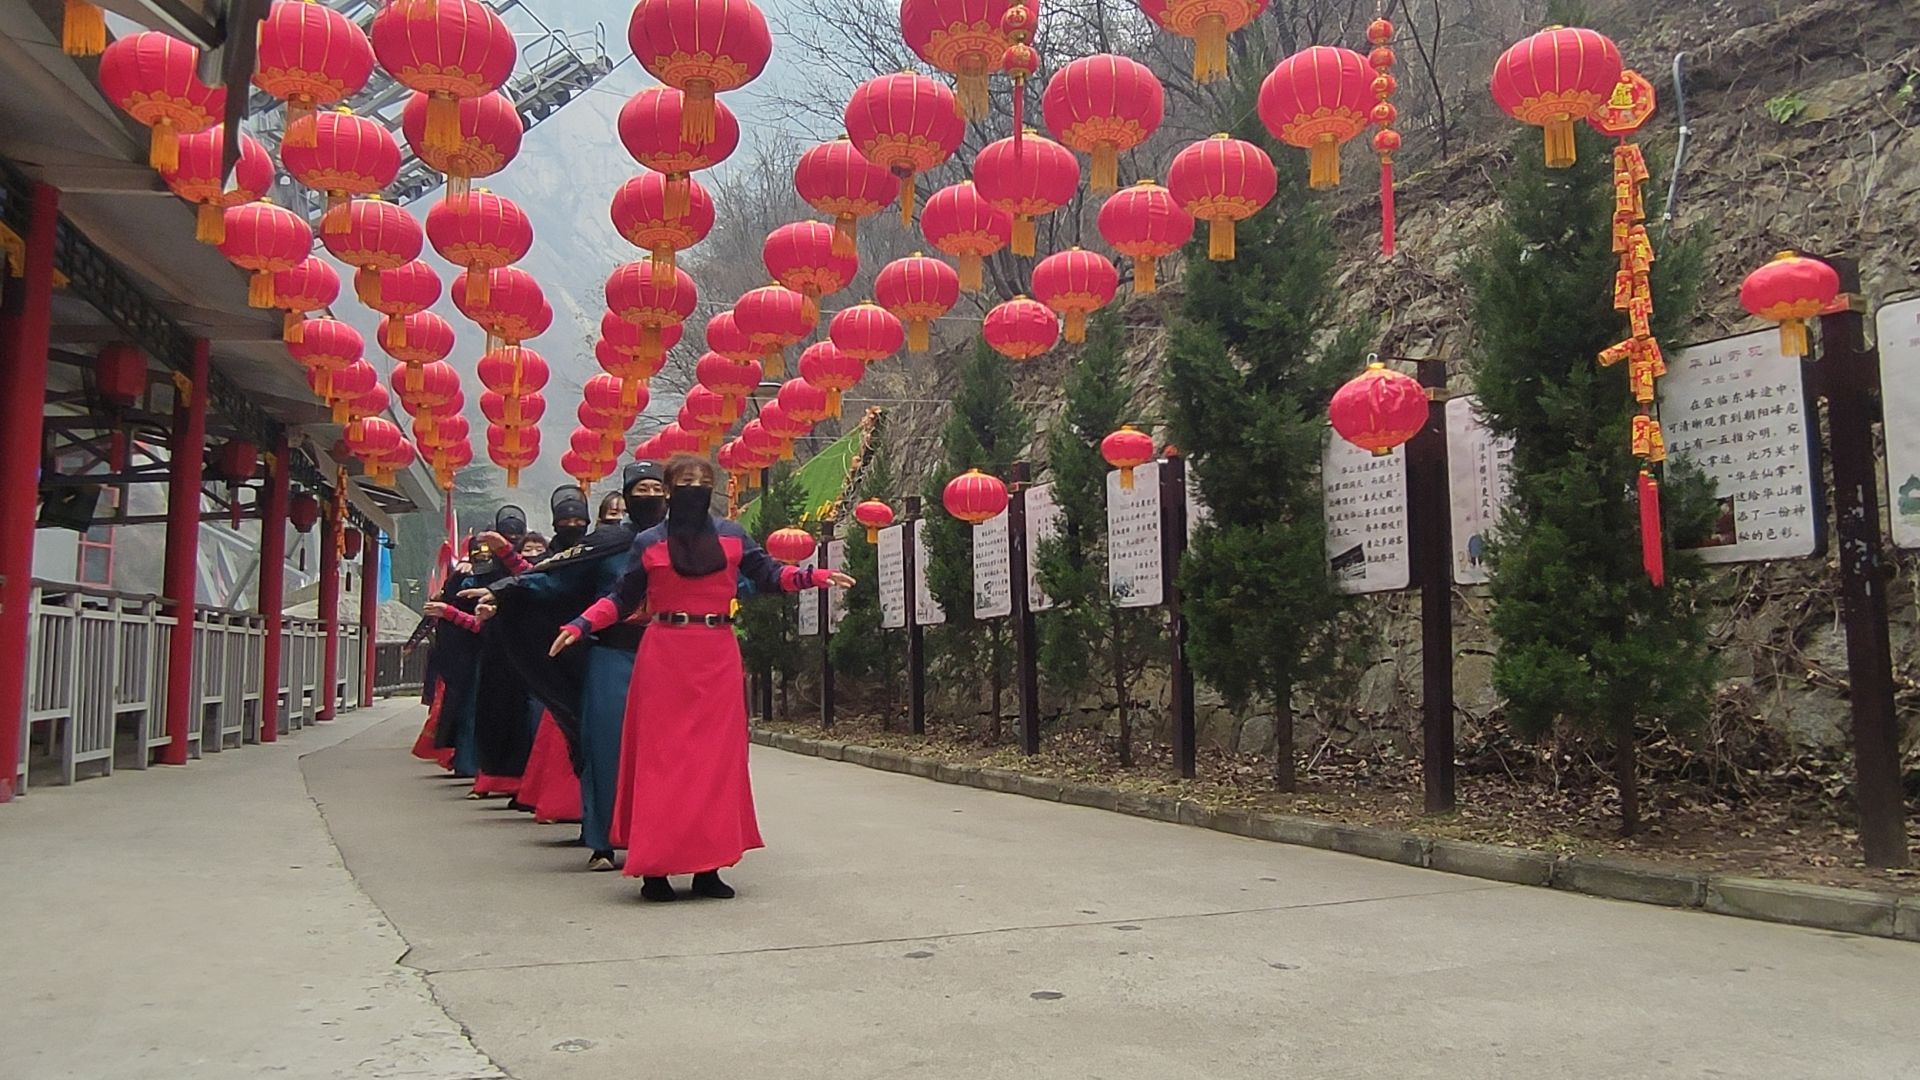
[
  {"x1": 1136, "y1": 0, "x2": 1268, "y2": 83},
  {"x1": 255, "y1": 0, "x2": 376, "y2": 147},
  {"x1": 845, "y1": 71, "x2": 966, "y2": 224},
  {"x1": 1739, "y1": 251, "x2": 1841, "y2": 358},
  {"x1": 399, "y1": 90, "x2": 524, "y2": 197},
  {"x1": 161, "y1": 125, "x2": 272, "y2": 244},
  {"x1": 371, "y1": 0, "x2": 518, "y2": 156},
  {"x1": 973, "y1": 130, "x2": 1079, "y2": 258},
  {"x1": 942, "y1": 468, "x2": 1009, "y2": 523},
  {"x1": 1097, "y1": 180, "x2": 1193, "y2": 294},
  {"x1": 795, "y1": 135, "x2": 902, "y2": 258},
  {"x1": 853, "y1": 499, "x2": 894, "y2": 543},
  {"x1": 221, "y1": 201, "x2": 314, "y2": 308},
  {"x1": 1258, "y1": 46, "x2": 1373, "y2": 190},
  {"x1": 427, "y1": 189, "x2": 533, "y2": 306},
  {"x1": 611, "y1": 171, "x2": 716, "y2": 284},
  {"x1": 363, "y1": 260, "x2": 442, "y2": 346},
  {"x1": 734, "y1": 282, "x2": 814, "y2": 379},
  {"x1": 799, "y1": 342, "x2": 865, "y2": 418},
  {"x1": 605, "y1": 259, "x2": 699, "y2": 356},
  {"x1": 983, "y1": 295, "x2": 1059, "y2": 361},
  {"x1": 920, "y1": 180, "x2": 1013, "y2": 293},
  {"x1": 1100, "y1": 425, "x2": 1154, "y2": 489},
  {"x1": 1366, "y1": 17, "x2": 1402, "y2": 257},
  {"x1": 875, "y1": 253, "x2": 960, "y2": 353},
  {"x1": 899, "y1": 0, "x2": 1011, "y2": 121},
  {"x1": 1000, "y1": 8, "x2": 1040, "y2": 149},
  {"x1": 1167, "y1": 133, "x2": 1277, "y2": 261},
  {"x1": 97, "y1": 31, "x2": 225, "y2": 171},
  {"x1": 763, "y1": 221, "x2": 858, "y2": 317},
  {"x1": 766, "y1": 527, "x2": 818, "y2": 565},
  {"x1": 619, "y1": 86, "x2": 739, "y2": 217},
  {"x1": 1042, "y1": 54, "x2": 1165, "y2": 192},
  {"x1": 1031, "y1": 247, "x2": 1119, "y2": 343},
  {"x1": 321, "y1": 196, "x2": 425, "y2": 306},
  {"x1": 1329, "y1": 361, "x2": 1428, "y2": 455},
  {"x1": 283, "y1": 108, "x2": 402, "y2": 230},
  {"x1": 1491, "y1": 26, "x2": 1624, "y2": 168},
  {"x1": 830, "y1": 301, "x2": 906, "y2": 365},
  {"x1": 628, "y1": 0, "x2": 774, "y2": 143}
]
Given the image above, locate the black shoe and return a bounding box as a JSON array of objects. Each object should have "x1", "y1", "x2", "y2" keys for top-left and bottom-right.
[
  {"x1": 587, "y1": 851, "x2": 616, "y2": 872},
  {"x1": 690, "y1": 871, "x2": 735, "y2": 899},
  {"x1": 640, "y1": 876, "x2": 677, "y2": 902}
]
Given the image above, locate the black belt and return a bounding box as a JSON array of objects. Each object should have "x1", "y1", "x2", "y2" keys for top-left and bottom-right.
[{"x1": 652, "y1": 612, "x2": 734, "y2": 627}]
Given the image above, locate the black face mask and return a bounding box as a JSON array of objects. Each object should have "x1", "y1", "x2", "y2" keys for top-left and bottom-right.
[
  {"x1": 627, "y1": 494, "x2": 668, "y2": 530},
  {"x1": 665, "y1": 485, "x2": 725, "y2": 577},
  {"x1": 551, "y1": 524, "x2": 588, "y2": 551}
]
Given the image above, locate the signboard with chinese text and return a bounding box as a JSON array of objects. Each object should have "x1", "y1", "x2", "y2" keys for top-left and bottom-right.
[
  {"x1": 825, "y1": 539, "x2": 847, "y2": 631},
  {"x1": 1106, "y1": 460, "x2": 1164, "y2": 608},
  {"x1": 914, "y1": 519, "x2": 946, "y2": 625},
  {"x1": 796, "y1": 544, "x2": 820, "y2": 636},
  {"x1": 973, "y1": 510, "x2": 1013, "y2": 618},
  {"x1": 1024, "y1": 482, "x2": 1062, "y2": 612},
  {"x1": 1322, "y1": 434, "x2": 1410, "y2": 594},
  {"x1": 877, "y1": 524, "x2": 906, "y2": 629},
  {"x1": 1445, "y1": 396, "x2": 1516, "y2": 585},
  {"x1": 1876, "y1": 297, "x2": 1920, "y2": 549}
]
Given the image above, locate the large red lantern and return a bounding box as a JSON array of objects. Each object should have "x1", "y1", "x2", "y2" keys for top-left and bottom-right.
[
  {"x1": 684, "y1": 386, "x2": 731, "y2": 437},
  {"x1": 426, "y1": 189, "x2": 533, "y2": 305},
  {"x1": 654, "y1": 423, "x2": 708, "y2": 457},
  {"x1": 799, "y1": 342, "x2": 864, "y2": 418},
  {"x1": 415, "y1": 411, "x2": 471, "y2": 451},
  {"x1": 920, "y1": 181, "x2": 1013, "y2": 292},
  {"x1": 560, "y1": 450, "x2": 602, "y2": 491},
  {"x1": 763, "y1": 221, "x2": 858, "y2": 314},
  {"x1": 1329, "y1": 361, "x2": 1428, "y2": 455},
  {"x1": 596, "y1": 339, "x2": 664, "y2": 407},
  {"x1": 734, "y1": 283, "x2": 814, "y2": 378},
  {"x1": 697, "y1": 351, "x2": 761, "y2": 419},
  {"x1": 972, "y1": 130, "x2": 1080, "y2": 258},
  {"x1": 282, "y1": 108, "x2": 402, "y2": 230},
  {"x1": 321, "y1": 196, "x2": 425, "y2": 305},
  {"x1": 371, "y1": 0, "x2": 517, "y2": 155},
  {"x1": 571, "y1": 426, "x2": 625, "y2": 464},
  {"x1": 1041, "y1": 54, "x2": 1165, "y2": 192},
  {"x1": 853, "y1": 499, "x2": 894, "y2": 543},
  {"x1": 290, "y1": 492, "x2": 322, "y2": 534},
  {"x1": 1739, "y1": 251, "x2": 1841, "y2": 358},
  {"x1": 272, "y1": 256, "x2": 340, "y2": 342},
  {"x1": 392, "y1": 358, "x2": 462, "y2": 413},
  {"x1": 1100, "y1": 425, "x2": 1154, "y2": 489},
  {"x1": 703, "y1": 310, "x2": 758, "y2": 366},
  {"x1": 795, "y1": 136, "x2": 901, "y2": 257},
  {"x1": 351, "y1": 417, "x2": 410, "y2": 485},
  {"x1": 98, "y1": 31, "x2": 225, "y2": 170},
  {"x1": 161, "y1": 125, "x2": 272, "y2": 244},
  {"x1": 313, "y1": 358, "x2": 378, "y2": 424},
  {"x1": 942, "y1": 468, "x2": 1009, "y2": 523},
  {"x1": 220, "y1": 201, "x2": 313, "y2": 307},
  {"x1": 1136, "y1": 0, "x2": 1268, "y2": 83},
  {"x1": 1031, "y1": 248, "x2": 1119, "y2": 343},
  {"x1": 93, "y1": 343, "x2": 148, "y2": 409},
  {"x1": 875, "y1": 253, "x2": 960, "y2": 353},
  {"x1": 611, "y1": 171, "x2": 716, "y2": 282},
  {"x1": 601, "y1": 310, "x2": 681, "y2": 368},
  {"x1": 778, "y1": 375, "x2": 832, "y2": 425},
  {"x1": 456, "y1": 266, "x2": 550, "y2": 344},
  {"x1": 765, "y1": 527, "x2": 818, "y2": 565},
  {"x1": 757, "y1": 402, "x2": 810, "y2": 456},
  {"x1": 830, "y1": 301, "x2": 906, "y2": 365},
  {"x1": 477, "y1": 345, "x2": 552, "y2": 397},
  {"x1": 1259, "y1": 46, "x2": 1373, "y2": 189},
  {"x1": 484, "y1": 389, "x2": 548, "y2": 429},
  {"x1": 487, "y1": 424, "x2": 541, "y2": 487},
  {"x1": 255, "y1": 0, "x2": 376, "y2": 146},
  {"x1": 899, "y1": 0, "x2": 1012, "y2": 120},
  {"x1": 1491, "y1": 27, "x2": 1623, "y2": 168},
  {"x1": 605, "y1": 260, "x2": 699, "y2": 354},
  {"x1": 619, "y1": 86, "x2": 739, "y2": 216},
  {"x1": 342, "y1": 383, "x2": 391, "y2": 432},
  {"x1": 364, "y1": 261, "x2": 443, "y2": 348},
  {"x1": 628, "y1": 0, "x2": 774, "y2": 142},
  {"x1": 381, "y1": 314, "x2": 457, "y2": 391},
  {"x1": 845, "y1": 72, "x2": 966, "y2": 224},
  {"x1": 983, "y1": 295, "x2": 1059, "y2": 361},
  {"x1": 1167, "y1": 133, "x2": 1277, "y2": 261},
  {"x1": 1097, "y1": 180, "x2": 1194, "y2": 293},
  {"x1": 401, "y1": 90, "x2": 524, "y2": 195},
  {"x1": 583, "y1": 374, "x2": 641, "y2": 427}
]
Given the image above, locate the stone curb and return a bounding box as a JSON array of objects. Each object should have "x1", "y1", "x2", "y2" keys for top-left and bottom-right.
[{"x1": 752, "y1": 727, "x2": 1917, "y2": 944}]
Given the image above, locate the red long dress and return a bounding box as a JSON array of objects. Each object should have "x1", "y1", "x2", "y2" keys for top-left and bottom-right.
[
  {"x1": 517, "y1": 711, "x2": 583, "y2": 823},
  {"x1": 573, "y1": 518, "x2": 823, "y2": 878}
]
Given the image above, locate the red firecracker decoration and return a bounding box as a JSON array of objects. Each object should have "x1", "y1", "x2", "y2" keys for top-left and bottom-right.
[
  {"x1": 1328, "y1": 361, "x2": 1427, "y2": 455},
  {"x1": 999, "y1": 4, "x2": 1039, "y2": 149},
  {"x1": 1042, "y1": 54, "x2": 1165, "y2": 192},
  {"x1": 321, "y1": 196, "x2": 424, "y2": 306},
  {"x1": 734, "y1": 282, "x2": 814, "y2": 378},
  {"x1": 921, "y1": 181, "x2": 1013, "y2": 292},
  {"x1": 943, "y1": 468, "x2": 1009, "y2": 523},
  {"x1": 1491, "y1": 26, "x2": 1623, "y2": 168},
  {"x1": 628, "y1": 0, "x2": 773, "y2": 143},
  {"x1": 371, "y1": 0, "x2": 517, "y2": 156},
  {"x1": 875, "y1": 253, "x2": 960, "y2": 353},
  {"x1": 853, "y1": 499, "x2": 894, "y2": 543},
  {"x1": 1366, "y1": 17, "x2": 1401, "y2": 256},
  {"x1": 973, "y1": 130, "x2": 1080, "y2": 258},
  {"x1": 1100, "y1": 425, "x2": 1154, "y2": 489},
  {"x1": 283, "y1": 108, "x2": 402, "y2": 231},
  {"x1": 1739, "y1": 251, "x2": 1841, "y2": 358},
  {"x1": 830, "y1": 301, "x2": 907, "y2": 365},
  {"x1": 845, "y1": 71, "x2": 967, "y2": 224},
  {"x1": 1097, "y1": 180, "x2": 1193, "y2": 293},
  {"x1": 796, "y1": 136, "x2": 902, "y2": 258},
  {"x1": 763, "y1": 221, "x2": 859, "y2": 317},
  {"x1": 98, "y1": 31, "x2": 225, "y2": 171},
  {"x1": 1136, "y1": 0, "x2": 1269, "y2": 83},
  {"x1": 255, "y1": 0, "x2": 376, "y2": 146},
  {"x1": 899, "y1": 0, "x2": 1011, "y2": 121},
  {"x1": 1031, "y1": 247, "x2": 1119, "y2": 343},
  {"x1": 221, "y1": 201, "x2": 313, "y2": 308},
  {"x1": 611, "y1": 171, "x2": 716, "y2": 283},
  {"x1": 427, "y1": 188, "x2": 533, "y2": 306},
  {"x1": 983, "y1": 295, "x2": 1059, "y2": 361},
  {"x1": 1167, "y1": 133, "x2": 1276, "y2": 261},
  {"x1": 619, "y1": 86, "x2": 740, "y2": 216},
  {"x1": 161, "y1": 125, "x2": 272, "y2": 244}
]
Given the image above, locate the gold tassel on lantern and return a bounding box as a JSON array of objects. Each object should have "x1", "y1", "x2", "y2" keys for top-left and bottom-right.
[
  {"x1": 1309, "y1": 136, "x2": 1341, "y2": 190},
  {"x1": 331, "y1": 397, "x2": 349, "y2": 425},
  {"x1": 652, "y1": 247, "x2": 676, "y2": 286},
  {"x1": 324, "y1": 193, "x2": 351, "y2": 233},
  {"x1": 833, "y1": 215, "x2": 858, "y2": 257},
  {"x1": 149, "y1": 121, "x2": 180, "y2": 172},
  {"x1": 1011, "y1": 216, "x2": 1036, "y2": 258},
  {"x1": 956, "y1": 69, "x2": 989, "y2": 122},
  {"x1": 1135, "y1": 257, "x2": 1157, "y2": 294},
  {"x1": 386, "y1": 315, "x2": 407, "y2": 349},
  {"x1": 1194, "y1": 14, "x2": 1227, "y2": 82},
  {"x1": 284, "y1": 100, "x2": 317, "y2": 147},
  {"x1": 465, "y1": 267, "x2": 490, "y2": 305},
  {"x1": 665, "y1": 175, "x2": 689, "y2": 218},
  {"x1": 425, "y1": 93, "x2": 461, "y2": 155},
  {"x1": 763, "y1": 350, "x2": 786, "y2": 380},
  {"x1": 506, "y1": 466, "x2": 520, "y2": 487},
  {"x1": 62, "y1": 0, "x2": 106, "y2": 56},
  {"x1": 1543, "y1": 116, "x2": 1576, "y2": 169},
  {"x1": 1207, "y1": 218, "x2": 1235, "y2": 261},
  {"x1": 681, "y1": 80, "x2": 717, "y2": 143},
  {"x1": 899, "y1": 173, "x2": 917, "y2": 226},
  {"x1": 447, "y1": 168, "x2": 471, "y2": 201},
  {"x1": 354, "y1": 268, "x2": 382, "y2": 306},
  {"x1": 284, "y1": 313, "x2": 305, "y2": 342},
  {"x1": 195, "y1": 203, "x2": 225, "y2": 244},
  {"x1": 908, "y1": 317, "x2": 930, "y2": 353},
  {"x1": 1091, "y1": 143, "x2": 1119, "y2": 193},
  {"x1": 1118, "y1": 466, "x2": 1136, "y2": 490},
  {"x1": 640, "y1": 325, "x2": 660, "y2": 356},
  {"x1": 249, "y1": 271, "x2": 276, "y2": 308},
  {"x1": 957, "y1": 253, "x2": 984, "y2": 292},
  {"x1": 1065, "y1": 310, "x2": 1087, "y2": 343}
]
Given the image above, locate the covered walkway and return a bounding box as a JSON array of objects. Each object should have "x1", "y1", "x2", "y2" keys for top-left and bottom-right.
[{"x1": 8, "y1": 700, "x2": 1914, "y2": 1079}]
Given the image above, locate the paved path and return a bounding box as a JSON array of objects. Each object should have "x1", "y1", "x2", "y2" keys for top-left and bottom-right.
[{"x1": 301, "y1": 711, "x2": 1916, "y2": 1080}]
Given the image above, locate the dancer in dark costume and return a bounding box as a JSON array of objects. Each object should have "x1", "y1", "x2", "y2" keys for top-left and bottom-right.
[
  {"x1": 424, "y1": 536, "x2": 501, "y2": 778},
  {"x1": 467, "y1": 505, "x2": 537, "y2": 799},
  {"x1": 505, "y1": 487, "x2": 598, "y2": 822}
]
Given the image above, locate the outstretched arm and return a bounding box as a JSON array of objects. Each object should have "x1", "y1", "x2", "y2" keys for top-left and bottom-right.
[
  {"x1": 561, "y1": 536, "x2": 651, "y2": 641},
  {"x1": 733, "y1": 524, "x2": 830, "y2": 594}
]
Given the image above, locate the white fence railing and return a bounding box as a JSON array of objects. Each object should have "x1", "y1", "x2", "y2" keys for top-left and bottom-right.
[{"x1": 16, "y1": 582, "x2": 371, "y2": 795}]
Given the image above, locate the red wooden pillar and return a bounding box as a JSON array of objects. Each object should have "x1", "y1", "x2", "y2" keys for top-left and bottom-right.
[
  {"x1": 0, "y1": 182, "x2": 58, "y2": 801},
  {"x1": 316, "y1": 490, "x2": 342, "y2": 720},
  {"x1": 160, "y1": 340, "x2": 211, "y2": 765},
  {"x1": 257, "y1": 434, "x2": 290, "y2": 743},
  {"x1": 359, "y1": 525, "x2": 378, "y2": 707}
]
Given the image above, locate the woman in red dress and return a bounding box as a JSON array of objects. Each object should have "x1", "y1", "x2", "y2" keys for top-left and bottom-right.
[{"x1": 553, "y1": 455, "x2": 851, "y2": 901}]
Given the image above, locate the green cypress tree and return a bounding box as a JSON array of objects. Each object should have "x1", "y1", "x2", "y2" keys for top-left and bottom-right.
[
  {"x1": 1036, "y1": 309, "x2": 1161, "y2": 765},
  {"x1": 1163, "y1": 115, "x2": 1369, "y2": 790},
  {"x1": 830, "y1": 440, "x2": 902, "y2": 714},
  {"x1": 1466, "y1": 126, "x2": 1716, "y2": 836},
  {"x1": 738, "y1": 462, "x2": 809, "y2": 717}
]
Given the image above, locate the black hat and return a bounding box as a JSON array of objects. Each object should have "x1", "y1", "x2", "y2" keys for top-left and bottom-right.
[
  {"x1": 494, "y1": 504, "x2": 528, "y2": 538},
  {"x1": 623, "y1": 460, "x2": 666, "y2": 493},
  {"x1": 550, "y1": 484, "x2": 589, "y2": 523}
]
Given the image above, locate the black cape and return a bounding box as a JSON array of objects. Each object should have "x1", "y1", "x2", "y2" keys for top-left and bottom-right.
[{"x1": 430, "y1": 566, "x2": 500, "y2": 752}]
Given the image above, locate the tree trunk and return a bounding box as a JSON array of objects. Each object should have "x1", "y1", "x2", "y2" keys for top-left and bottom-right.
[
  {"x1": 1614, "y1": 715, "x2": 1640, "y2": 838},
  {"x1": 1112, "y1": 606, "x2": 1132, "y2": 768},
  {"x1": 1273, "y1": 679, "x2": 1296, "y2": 791},
  {"x1": 778, "y1": 669, "x2": 789, "y2": 722}
]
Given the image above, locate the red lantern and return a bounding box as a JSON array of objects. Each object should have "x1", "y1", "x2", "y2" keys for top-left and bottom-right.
[
  {"x1": 212, "y1": 440, "x2": 260, "y2": 487},
  {"x1": 1329, "y1": 362, "x2": 1428, "y2": 455},
  {"x1": 321, "y1": 196, "x2": 425, "y2": 305},
  {"x1": 703, "y1": 310, "x2": 759, "y2": 365},
  {"x1": 1739, "y1": 251, "x2": 1841, "y2": 357},
  {"x1": 342, "y1": 383, "x2": 392, "y2": 431},
  {"x1": 795, "y1": 136, "x2": 901, "y2": 258},
  {"x1": 1258, "y1": 46, "x2": 1372, "y2": 190},
  {"x1": 1097, "y1": 180, "x2": 1193, "y2": 293},
  {"x1": 290, "y1": 492, "x2": 322, "y2": 534},
  {"x1": 619, "y1": 86, "x2": 739, "y2": 216},
  {"x1": 93, "y1": 343, "x2": 148, "y2": 409},
  {"x1": 371, "y1": 0, "x2": 517, "y2": 156},
  {"x1": 282, "y1": 108, "x2": 402, "y2": 230},
  {"x1": 341, "y1": 528, "x2": 367, "y2": 561},
  {"x1": 684, "y1": 386, "x2": 731, "y2": 436},
  {"x1": 740, "y1": 420, "x2": 783, "y2": 462},
  {"x1": 735, "y1": 283, "x2": 814, "y2": 379},
  {"x1": 1366, "y1": 17, "x2": 1402, "y2": 257},
  {"x1": 920, "y1": 180, "x2": 1013, "y2": 292},
  {"x1": 654, "y1": 423, "x2": 707, "y2": 457},
  {"x1": 605, "y1": 260, "x2": 698, "y2": 356},
  {"x1": 380, "y1": 313, "x2": 457, "y2": 376},
  {"x1": 482, "y1": 389, "x2": 547, "y2": 429},
  {"x1": 363, "y1": 260, "x2": 442, "y2": 345},
  {"x1": 392, "y1": 358, "x2": 462, "y2": 414},
  {"x1": 487, "y1": 424, "x2": 541, "y2": 487},
  {"x1": 972, "y1": 130, "x2": 1080, "y2": 258},
  {"x1": 1491, "y1": 27, "x2": 1623, "y2": 168},
  {"x1": 346, "y1": 417, "x2": 402, "y2": 473},
  {"x1": 1031, "y1": 248, "x2": 1119, "y2": 343},
  {"x1": 799, "y1": 342, "x2": 865, "y2": 418},
  {"x1": 287, "y1": 317, "x2": 364, "y2": 401},
  {"x1": 1136, "y1": 0, "x2": 1268, "y2": 83},
  {"x1": 399, "y1": 90, "x2": 524, "y2": 197},
  {"x1": 584, "y1": 374, "x2": 641, "y2": 426},
  {"x1": 628, "y1": 0, "x2": 773, "y2": 142},
  {"x1": 560, "y1": 449, "x2": 601, "y2": 490},
  {"x1": 778, "y1": 375, "x2": 833, "y2": 426},
  {"x1": 830, "y1": 301, "x2": 906, "y2": 365},
  {"x1": 942, "y1": 468, "x2": 1009, "y2": 523},
  {"x1": 416, "y1": 412, "x2": 471, "y2": 451},
  {"x1": 697, "y1": 352, "x2": 761, "y2": 420},
  {"x1": 456, "y1": 266, "x2": 550, "y2": 344},
  {"x1": 98, "y1": 31, "x2": 225, "y2": 170},
  {"x1": 982, "y1": 295, "x2": 1059, "y2": 361},
  {"x1": 427, "y1": 189, "x2": 533, "y2": 306},
  {"x1": 763, "y1": 221, "x2": 859, "y2": 318},
  {"x1": 570, "y1": 425, "x2": 624, "y2": 463},
  {"x1": 845, "y1": 72, "x2": 966, "y2": 224},
  {"x1": 1167, "y1": 133, "x2": 1277, "y2": 261},
  {"x1": 1041, "y1": 54, "x2": 1165, "y2": 192},
  {"x1": 766, "y1": 526, "x2": 818, "y2": 565},
  {"x1": 596, "y1": 339, "x2": 665, "y2": 407},
  {"x1": 899, "y1": 0, "x2": 1012, "y2": 121},
  {"x1": 161, "y1": 125, "x2": 272, "y2": 244},
  {"x1": 255, "y1": 0, "x2": 376, "y2": 147},
  {"x1": 875, "y1": 253, "x2": 960, "y2": 353},
  {"x1": 611, "y1": 171, "x2": 716, "y2": 282},
  {"x1": 477, "y1": 345, "x2": 552, "y2": 397},
  {"x1": 313, "y1": 359, "x2": 378, "y2": 424},
  {"x1": 221, "y1": 202, "x2": 314, "y2": 308},
  {"x1": 853, "y1": 499, "x2": 894, "y2": 543},
  {"x1": 1100, "y1": 425, "x2": 1154, "y2": 489},
  {"x1": 272, "y1": 257, "x2": 340, "y2": 342}
]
